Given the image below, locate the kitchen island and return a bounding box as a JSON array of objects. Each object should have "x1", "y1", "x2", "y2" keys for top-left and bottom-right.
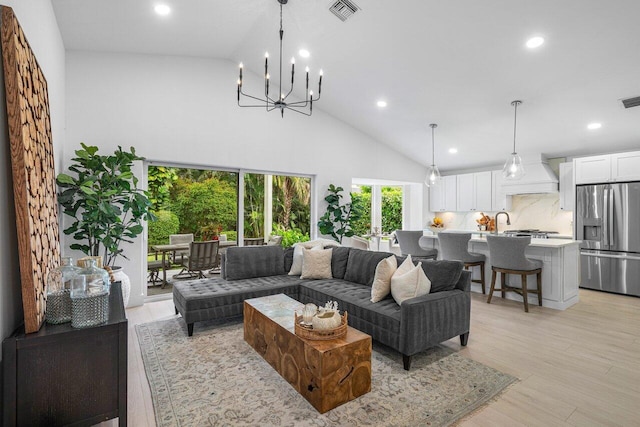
[{"x1": 419, "y1": 234, "x2": 580, "y2": 310}]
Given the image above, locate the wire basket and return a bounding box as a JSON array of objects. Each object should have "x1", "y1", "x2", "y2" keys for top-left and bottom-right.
[
  {"x1": 71, "y1": 291, "x2": 109, "y2": 328},
  {"x1": 294, "y1": 311, "x2": 348, "y2": 341}
]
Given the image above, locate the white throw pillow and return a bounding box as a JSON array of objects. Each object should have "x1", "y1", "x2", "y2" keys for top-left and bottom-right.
[
  {"x1": 370, "y1": 255, "x2": 398, "y2": 303},
  {"x1": 301, "y1": 248, "x2": 333, "y2": 279},
  {"x1": 289, "y1": 243, "x2": 322, "y2": 275},
  {"x1": 390, "y1": 259, "x2": 432, "y2": 306}
]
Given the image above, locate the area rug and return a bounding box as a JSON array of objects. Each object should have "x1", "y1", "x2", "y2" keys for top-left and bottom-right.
[{"x1": 136, "y1": 318, "x2": 517, "y2": 427}]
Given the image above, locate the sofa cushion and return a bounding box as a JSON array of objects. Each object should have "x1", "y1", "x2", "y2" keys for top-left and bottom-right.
[
  {"x1": 284, "y1": 247, "x2": 294, "y2": 272},
  {"x1": 289, "y1": 242, "x2": 322, "y2": 275},
  {"x1": 299, "y1": 279, "x2": 401, "y2": 348},
  {"x1": 301, "y1": 248, "x2": 333, "y2": 279},
  {"x1": 344, "y1": 249, "x2": 396, "y2": 286},
  {"x1": 330, "y1": 247, "x2": 351, "y2": 279},
  {"x1": 370, "y1": 255, "x2": 397, "y2": 303},
  {"x1": 391, "y1": 261, "x2": 431, "y2": 305},
  {"x1": 396, "y1": 256, "x2": 464, "y2": 293},
  {"x1": 173, "y1": 275, "x2": 302, "y2": 317},
  {"x1": 224, "y1": 246, "x2": 285, "y2": 280},
  {"x1": 422, "y1": 260, "x2": 464, "y2": 293}
]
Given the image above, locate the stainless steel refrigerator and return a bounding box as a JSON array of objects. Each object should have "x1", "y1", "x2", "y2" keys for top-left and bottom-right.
[{"x1": 576, "y1": 182, "x2": 640, "y2": 296}]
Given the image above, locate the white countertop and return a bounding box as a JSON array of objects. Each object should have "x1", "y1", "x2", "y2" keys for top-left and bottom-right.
[{"x1": 421, "y1": 233, "x2": 580, "y2": 248}]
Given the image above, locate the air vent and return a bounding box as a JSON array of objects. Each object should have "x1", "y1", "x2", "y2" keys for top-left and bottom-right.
[
  {"x1": 621, "y1": 96, "x2": 640, "y2": 109},
  {"x1": 329, "y1": 0, "x2": 359, "y2": 21}
]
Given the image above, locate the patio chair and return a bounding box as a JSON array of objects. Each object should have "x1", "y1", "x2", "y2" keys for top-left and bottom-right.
[
  {"x1": 173, "y1": 240, "x2": 220, "y2": 280},
  {"x1": 169, "y1": 233, "x2": 194, "y2": 265},
  {"x1": 266, "y1": 235, "x2": 283, "y2": 246},
  {"x1": 244, "y1": 237, "x2": 266, "y2": 246}
]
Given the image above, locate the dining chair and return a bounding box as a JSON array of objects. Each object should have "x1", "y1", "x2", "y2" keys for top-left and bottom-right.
[{"x1": 350, "y1": 235, "x2": 371, "y2": 250}]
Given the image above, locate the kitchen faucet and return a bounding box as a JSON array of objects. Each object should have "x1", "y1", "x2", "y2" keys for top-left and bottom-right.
[{"x1": 494, "y1": 211, "x2": 511, "y2": 234}]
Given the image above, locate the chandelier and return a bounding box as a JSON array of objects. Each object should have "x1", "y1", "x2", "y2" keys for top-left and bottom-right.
[{"x1": 237, "y1": 0, "x2": 323, "y2": 117}]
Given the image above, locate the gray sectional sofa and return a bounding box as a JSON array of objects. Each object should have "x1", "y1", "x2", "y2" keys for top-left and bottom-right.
[{"x1": 172, "y1": 245, "x2": 471, "y2": 370}]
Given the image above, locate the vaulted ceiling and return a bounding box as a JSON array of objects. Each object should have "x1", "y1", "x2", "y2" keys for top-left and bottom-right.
[{"x1": 52, "y1": 0, "x2": 640, "y2": 172}]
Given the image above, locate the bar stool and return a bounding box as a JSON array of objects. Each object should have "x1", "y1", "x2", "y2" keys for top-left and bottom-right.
[
  {"x1": 486, "y1": 235, "x2": 542, "y2": 312},
  {"x1": 395, "y1": 230, "x2": 438, "y2": 260},
  {"x1": 438, "y1": 232, "x2": 486, "y2": 294}
]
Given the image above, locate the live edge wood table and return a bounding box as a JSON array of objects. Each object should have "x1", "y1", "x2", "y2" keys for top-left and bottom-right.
[
  {"x1": 243, "y1": 294, "x2": 371, "y2": 413},
  {"x1": 2, "y1": 282, "x2": 127, "y2": 427}
]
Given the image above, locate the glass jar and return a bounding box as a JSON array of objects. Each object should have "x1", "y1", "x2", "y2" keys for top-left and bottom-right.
[
  {"x1": 71, "y1": 259, "x2": 110, "y2": 328},
  {"x1": 46, "y1": 257, "x2": 80, "y2": 324}
]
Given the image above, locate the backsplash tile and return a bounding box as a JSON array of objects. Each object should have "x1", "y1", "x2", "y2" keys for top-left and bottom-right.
[{"x1": 433, "y1": 194, "x2": 573, "y2": 236}]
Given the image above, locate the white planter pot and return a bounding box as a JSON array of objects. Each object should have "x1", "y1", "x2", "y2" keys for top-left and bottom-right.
[{"x1": 110, "y1": 267, "x2": 131, "y2": 307}]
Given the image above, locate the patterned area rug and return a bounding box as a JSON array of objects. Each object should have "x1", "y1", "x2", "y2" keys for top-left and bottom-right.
[{"x1": 136, "y1": 318, "x2": 516, "y2": 427}]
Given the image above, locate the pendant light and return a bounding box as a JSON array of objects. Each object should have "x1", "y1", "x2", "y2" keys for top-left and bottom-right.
[
  {"x1": 502, "y1": 100, "x2": 525, "y2": 180},
  {"x1": 425, "y1": 123, "x2": 441, "y2": 187}
]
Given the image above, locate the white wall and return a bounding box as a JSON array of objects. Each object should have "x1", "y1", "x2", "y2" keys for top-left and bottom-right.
[
  {"x1": 0, "y1": 1, "x2": 66, "y2": 357},
  {"x1": 64, "y1": 51, "x2": 428, "y2": 306}
]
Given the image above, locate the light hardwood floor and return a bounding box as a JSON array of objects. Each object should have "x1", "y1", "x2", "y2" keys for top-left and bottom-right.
[{"x1": 111, "y1": 289, "x2": 640, "y2": 426}]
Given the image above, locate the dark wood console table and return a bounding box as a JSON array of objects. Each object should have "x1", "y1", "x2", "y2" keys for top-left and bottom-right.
[{"x1": 3, "y1": 282, "x2": 127, "y2": 426}]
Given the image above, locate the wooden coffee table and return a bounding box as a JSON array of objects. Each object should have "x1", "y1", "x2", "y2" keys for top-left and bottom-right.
[{"x1": 243, "y1": 294, "x2": 371, "y2": 413}]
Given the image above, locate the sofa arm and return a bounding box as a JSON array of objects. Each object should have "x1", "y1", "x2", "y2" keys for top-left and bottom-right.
[
  {"x1": 399, "y1": 288, "x2": 471, "y2": 356},
  {"x1": 455, "y1": 270, "x2": 471, "y2": 292}
]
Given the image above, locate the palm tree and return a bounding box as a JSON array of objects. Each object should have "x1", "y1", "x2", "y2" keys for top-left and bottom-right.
[{"x1": 273, "y1": 176, "x2": 310, "y2": 230}]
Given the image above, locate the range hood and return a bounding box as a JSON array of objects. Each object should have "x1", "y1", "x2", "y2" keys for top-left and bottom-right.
[{"x1": 501, "y1": 153, "x2": 559, "y2": 195}]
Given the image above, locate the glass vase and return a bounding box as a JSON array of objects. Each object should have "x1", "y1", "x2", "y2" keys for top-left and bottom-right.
[
  {"x1": 71, "y1": 259, "x2": 110, "y2": 328},
  {"x1": 46, "y1": 257, "x2": 80, "y2": 324}
]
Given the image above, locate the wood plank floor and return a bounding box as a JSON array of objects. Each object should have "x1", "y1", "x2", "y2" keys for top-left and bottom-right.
[{"x1": 106, "y1": 289, "x2": 640, "y2": 426}]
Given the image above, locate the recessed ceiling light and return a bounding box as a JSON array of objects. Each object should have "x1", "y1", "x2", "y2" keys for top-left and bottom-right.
[
  {"x1": 526, "y1": 36, "x2": 544, "y2": 49},
  {"x1": 154, "y1": 4, "x2": 171, "y2": 16},
  {"x1": 587, "y1": 122, "x2": 602, "y2": 130},
  {"x1": 298, "y1": 49, "x2": 310, "y2": 58},
  {"x1": 376, "y1": 100, "x2": 387, "y2": 108},
  {"x1": 448, "y1": 148, "x2": 458, "y2": 154}
]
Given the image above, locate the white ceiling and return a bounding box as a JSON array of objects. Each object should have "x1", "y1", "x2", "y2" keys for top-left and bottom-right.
[{"x1": 51, "y1": 0, "x2": 640, "y2": 172}]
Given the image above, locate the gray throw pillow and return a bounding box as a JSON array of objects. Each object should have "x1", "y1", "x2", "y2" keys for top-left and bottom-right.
[
  {"x1": 330, "y1": 247, "x2": 351, "y2": 279},
  {"x1": 420, "y1": 259, "x2": 464, "y2": 293},
  {"x1": 344, "y1": 249, "x2": 396, "y2": 287}
]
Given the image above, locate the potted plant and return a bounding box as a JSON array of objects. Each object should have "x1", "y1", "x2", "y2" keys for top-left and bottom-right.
[
  {"x1": 317, "y1": 184, "x2": 362, "y2": 244},
  {"x1": 56, "y1": 143, "x2": 155, "y2": 306}
]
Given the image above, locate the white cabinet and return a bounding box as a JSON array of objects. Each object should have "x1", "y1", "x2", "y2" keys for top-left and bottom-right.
[
  {"x1": 491, "y1": 170, "x2": 512, "y2": 211},
  {"x1": 429, "y1": 175, "x2": 457, "y2": 212},
  {"x1": 574, "y1": 151, "x2": 640, "y2": 184},
  {"x1": 612, "y1": 151, "x2": 640, "y2": 181},
  {"x1": 559, "y1": 162, "x2": 574, "y2": 211},
  {"x1": 457, "y1": 172, "x2": 492, "y2": 212}
]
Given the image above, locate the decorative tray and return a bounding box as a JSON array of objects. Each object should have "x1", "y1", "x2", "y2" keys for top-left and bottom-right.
[{"x1": 294, "y1": 311, "x2": 348, "y2": 341}]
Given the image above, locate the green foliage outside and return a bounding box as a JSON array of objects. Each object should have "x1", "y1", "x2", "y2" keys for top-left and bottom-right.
[
  {"x1": 350, "y1": 186, "x2": 372, "y2": 236},
  {"x1": 349, "y1": 186, "x2": 403, "y2": 236},
  {"x1": 381, "y1": 186, "x2": 403, "y2": 233},
  {"x1": 244, "y1": 174, "x2": 264, "y2": 238},
  {"x1": 172, "y1": 177, "x2": 238, "y2": 240},
  {"x1": 147, "y1": 166, "x2": 178, "y2": 211},
  {"x1": 147, "y1": 166, "x2": 310, "y2": 245},
  {"x1": 148, "y1": 210, "x2": 180, "y2": 246},
  {"x1": 271, "y1": 224, "x2": 310, "y2": 248}
]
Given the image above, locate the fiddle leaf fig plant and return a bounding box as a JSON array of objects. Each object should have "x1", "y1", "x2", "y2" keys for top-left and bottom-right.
[
  {"x1": 56, "y1": 143, "x2": 155, "y2": 267},
  {"x1": 317, "y1": 184, "x2": 362, "y2": 243}
]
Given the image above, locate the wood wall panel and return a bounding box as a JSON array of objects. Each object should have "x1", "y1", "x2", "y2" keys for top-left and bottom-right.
[{"x1": 1, "y1": 6, "x2": 60, "y2": 333}]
